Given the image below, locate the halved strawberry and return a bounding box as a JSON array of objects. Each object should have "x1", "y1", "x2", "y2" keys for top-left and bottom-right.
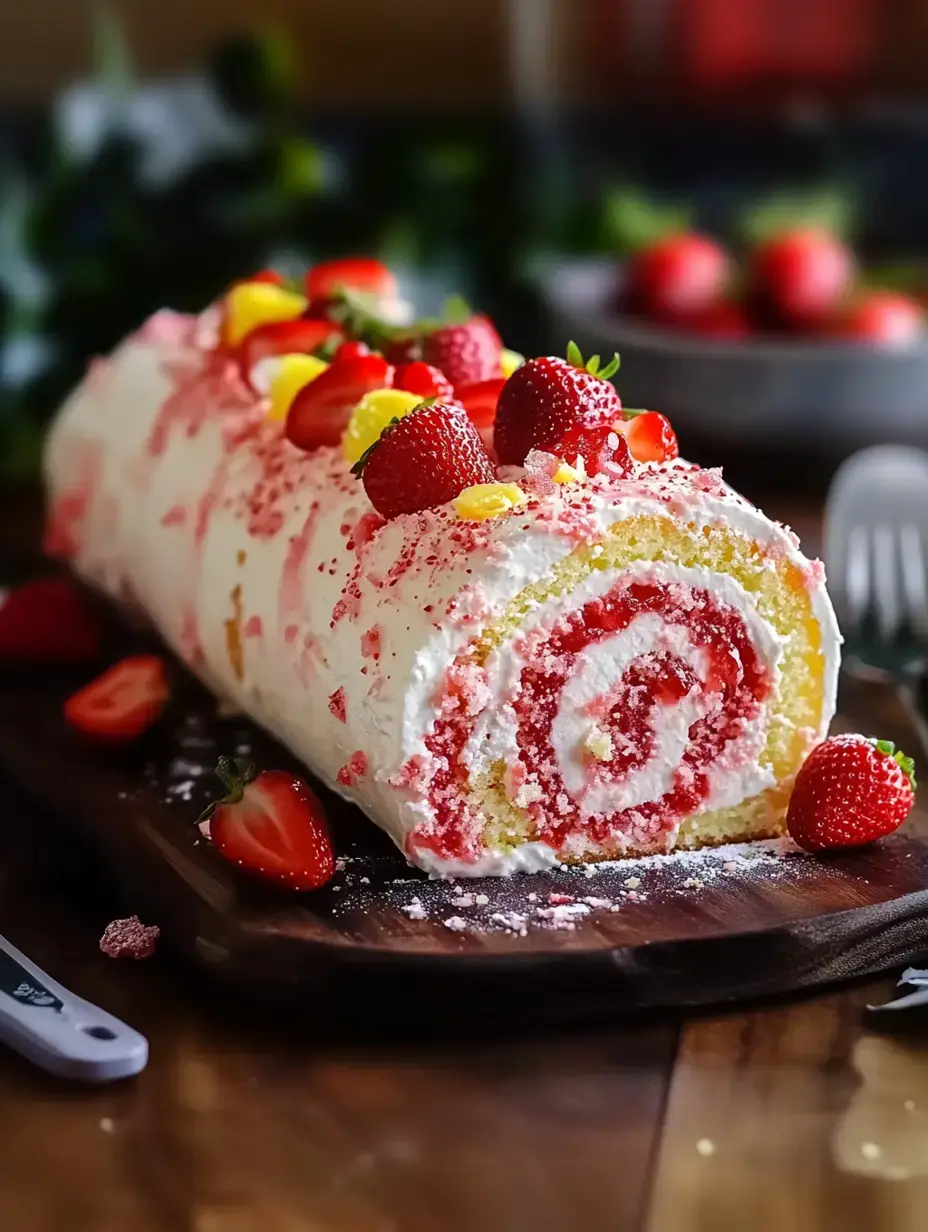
[
  {"x1": 64, "y1": 655, "x2": 169, "y2": 742},
  {"x1": 555, "y1": 423, "x2": 632, "y2": 478},
  {"x1": 0, "y1": 576, "x2": 103, "y2": 664},
  {"x1": 355, "y1": 401, "x2": 495, "y2": 520},
  {"x1": 454, "y1": 377, "x2": 507, "y2": 432},
  {"x1": 305, "y1": 258, "x2": 396, "y2": 303},
  {"x1": 395, "y1": 361, "x2": 456, "y2": 402},
  {"x1": 202, "y1": 757, "x2": 334, "y2": 892},
  {"x1": 621, "y1": 410, "x2": 679, "y2": 463},
  {"x1": 285, "y1": 353, "x2": 394, "y2": 451},
  {"x1": 238, "y1": 317, "x2": 343, "y2": 372}
]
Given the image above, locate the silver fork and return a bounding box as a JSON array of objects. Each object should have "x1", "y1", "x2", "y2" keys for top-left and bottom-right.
[{"x1": 824, "y1": 444, "x2": 928, "y2": 760}]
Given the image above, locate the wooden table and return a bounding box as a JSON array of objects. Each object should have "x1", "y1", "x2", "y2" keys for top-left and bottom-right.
[{"x1": 2, "y1": 499, "x2": 928, "y2": 1232}]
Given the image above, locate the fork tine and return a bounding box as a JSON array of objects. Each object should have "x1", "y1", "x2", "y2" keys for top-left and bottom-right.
[
  {"x1": 899, "y1": 523, "x2": 928, "y2": 640},
  {"x1": 844, "y1": 524, "x2": 870, "y2": 629},
  {"x1": 872, "y1": 523, "x2": 902, "y2": 641}
]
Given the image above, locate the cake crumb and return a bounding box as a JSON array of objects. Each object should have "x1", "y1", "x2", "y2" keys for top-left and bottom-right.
[
  {"x1": 99, "y1": 1118, "x2": 115, "y2": 1133},
  {"x1": 474, "y1": 893, "x2": 489, "y2": 906},
  {"x1": 683, "y1": 877, "x2": 704, "y2": 889},
  {"x1": 861, "y1": 1142, "x2": 882, "y2": 1160},
  {"x1": 696, "y1": 1138, "x2": 715, "y2": 1157},
  {"x1": 99, "y1": 916, "x2": 160, "y2": 960},
  {"x1": 403, "y1": 898, "x2": 426, "y2": 920},
  {"x1": 444, "y1": 916, "x2": 468, "y2": 932}
]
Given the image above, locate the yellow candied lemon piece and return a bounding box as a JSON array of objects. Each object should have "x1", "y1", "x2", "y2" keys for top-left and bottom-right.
[
  {"x1": 268, "y1": 354, "x2": 329, "y2": 421},
  {"x1": 342, "y1": 388, "x2": 423, "y2": 464},
  {"x1": 500, "y1": 347, "x2": 525, "y2": 378},
  {"x1": 553, "y1": 460, "x2": 583, "y2": 485},
  {"x1": 225, "y1": 282, "x2": 308, "y2": 347},
  {"x1": 454, "y1": 482, "x2": 526, "y2": 521}
]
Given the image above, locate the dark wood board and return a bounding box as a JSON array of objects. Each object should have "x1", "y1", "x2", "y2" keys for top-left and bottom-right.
[{"x1": 0, "y1": 663, "x2": 926, "y2": 1012}]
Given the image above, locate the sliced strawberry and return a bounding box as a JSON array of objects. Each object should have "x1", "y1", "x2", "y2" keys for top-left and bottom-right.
[
  {"x1": 621, "y1": 411, "x2": 679, "y2": 464},
  {"x1": 395, "y1": 361, "x2": 457, "y2": 402},
  {"x1": 454, "y1": 377, "x2": 507, "y2": 432},
  {"x1": 555, "y1": 423, "x2": 632, "y2": 477},
  {"x1": 238, "y1": 317, "x2": 343, "y2": 371},
  {"x1": 356, "y1": 401, "x2": 495, "y2": 520},
  {"x1": 203, "y1": 757, "x2": 334, "y2": 891},
  {"x1": 305, "y1": 258, "x2": 396, "y2": 303},
  {"x1": 285, "y1": 354, "x2": 394, "y2": 452},
  {"x1": 494, "y1": 343, "x2": 622, "y2": 466},
  {"x1": 64, "y1": 655, "x2": 169, "y2": 742},
  {"x1": 0, "y1": 577, "x2": 103, "y2": 664}
]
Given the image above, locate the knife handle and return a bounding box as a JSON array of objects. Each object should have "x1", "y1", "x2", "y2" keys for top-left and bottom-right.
[{"x1": 0, "y1": 933, "x2": 148, "y2": 1082}]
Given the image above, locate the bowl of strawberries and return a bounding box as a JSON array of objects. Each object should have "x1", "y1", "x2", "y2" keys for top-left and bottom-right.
[{"x1": 536, "y1": 224, "x2": 928, "y2": 455}]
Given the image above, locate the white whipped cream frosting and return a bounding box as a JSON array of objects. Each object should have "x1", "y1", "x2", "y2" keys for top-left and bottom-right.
[{"x1": 44, "y1": 312, "x2": 841, "y2": 876}]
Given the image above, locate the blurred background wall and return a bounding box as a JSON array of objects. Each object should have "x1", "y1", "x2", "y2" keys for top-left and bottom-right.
[{"x1": 3, "y1": 1, "x2": 928, "y2": 493}]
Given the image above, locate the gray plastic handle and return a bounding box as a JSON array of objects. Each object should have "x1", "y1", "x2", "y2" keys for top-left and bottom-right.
[{"x1": 0, "y1": 933, "x2": 148, "y2": 1081}]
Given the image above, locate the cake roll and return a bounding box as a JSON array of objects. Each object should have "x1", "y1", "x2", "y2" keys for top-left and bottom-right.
[{"x1": 44, "y1": 302, "x2": 841, "y2": 877}]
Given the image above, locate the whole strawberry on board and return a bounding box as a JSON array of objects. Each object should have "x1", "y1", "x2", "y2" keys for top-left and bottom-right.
[
  {"x1": 494, "y1": 342, "x2": 622, "y2": 466},
  {"x1": 787, "y1": 735, "x2": 916, "y2": 852},
  {"x1": 200, "y1": 757, "x2": 335, "y2": 892},
  {"x1": 354, "y1": 401, "x2": 495, "y2": 520}
]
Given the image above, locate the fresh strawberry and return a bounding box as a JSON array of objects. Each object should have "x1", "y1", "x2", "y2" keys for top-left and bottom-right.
[
  {"x1": 356, "y1": 401, "x2": 495, "y2": 520},
  {"x1": 750, "y1": 227, "x2": 854, "y2": 331},
  {"x1": 305, "y1": 257, "x2": 396, "y2": 304},
  {"x1": 621, "y1": 410, "x2": 679, "y2": 464},
  {"x1": 626, "y1": 233, "x2": 730, "y2": 325},
  {"x1": 64, "y1": 655, "x2": 169, "y2": 742},
  {"x1": 839, "y1": 292, "x2": 925, "y2": 346},
  {"x1": 494, "y1": 343, "x2": 622, "y2": 466},
  {"x1": 334, "y1": 340, "x2": 372, "y2": 361},
  {"x1": 454, "y1": 377, "x2": 507, "y2": 432},
  {"x1": 0, "y1": 577, "x2": 103, "y2": 664},
  {"x1": 555, "y1": 423, "x2": 632, "y2": 477},
  {"x1": 395, "y1": 361, "x2": 456, "y2": 403},
  {"x1": 423, "y1": 313, "x2": 502, "y2": 385},
  {"x1": 285, "y1": 353, "x2": 394, "y2": 451},
  {"x1": 202, "y1": 757, "x2": 334, "y2": 892},
  {"x1": 238, "y1": 317, "x2": 343, "y2": 372},
  {"x1": 787, "y1": 735, "x2": 916, "y2": 852}
]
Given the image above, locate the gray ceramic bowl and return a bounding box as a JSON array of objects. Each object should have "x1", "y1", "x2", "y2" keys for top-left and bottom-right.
[{"x1": 533, "y1": 258, "x2": 928, "y2": 455}]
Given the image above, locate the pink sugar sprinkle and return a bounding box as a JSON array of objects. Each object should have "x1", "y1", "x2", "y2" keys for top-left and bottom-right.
[
  {"x1": 160, "y1": 504, "x2": 187, "y2": 527},
  {"x1": 522, "y1": 449, "x2": 559, "y2": 496},
  {"x1": 243, "y1": 615, "x2": 262, "y2": 639},
  {"x1": 284, "y1": 623, "x2": 299, "y2": 644},
  {"x1": 361, "y1": 624, "x2": 383, "y2": 660},
  {"x1": 328, "y1": 687, "x2": 347, "y2": 723},
  {"x1": 389, "y1": 753, "x2": 435, "y2": 796},
  {"x1": 347, "y1": 511, "x2": 386, "y2": 551},
  {"x1": 337, "y1": 750, "x2": 368, "y2": 787},
  {"x1": 99, "y1": 916, "x2": 160, "y2": 960}
]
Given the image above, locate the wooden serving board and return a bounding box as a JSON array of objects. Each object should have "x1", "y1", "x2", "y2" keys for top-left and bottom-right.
[{"x1": 0, "y1": 661, "x2": 927, "y2": 1011}]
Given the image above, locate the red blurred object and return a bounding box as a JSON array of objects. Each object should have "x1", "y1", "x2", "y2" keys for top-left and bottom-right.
[
  {"x1": 750, "y1": 227, "x2": 855, "y2": 332},
  {"x1": 687, "y1": 301, "x2": 752, "y2": 340},
  {"x1": 237, "y1": 318, "x2": 343, "y2": 370},
  {"x1": 622, "y1": 412, "x2": 679, "y2": 464},
  {"x1": 305, "y1": 258, "x2": 396, "y2": 302},
  {"x1": 454, "y1": 377, "x2": 507, "y2": 431},
  {"x1": 625, "y1": 234, "x2": 730, "y2": 326},
  {"x1": 839, "y1": 292, "x2": 926, "y2": 345}
]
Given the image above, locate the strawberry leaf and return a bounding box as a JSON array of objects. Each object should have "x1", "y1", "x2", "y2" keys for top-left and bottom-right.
[
  {"x1": 441, "y1": 294, "x2": 472, "y2": 326},
  {"x1": 597, "y1": 354, "x2": 621, "y2": 381},
  {"x1": 199, "y1": 756, "x2": 257, "y2": 822},
  {"x1": 350, "y1": 416, "x2": 405, "y2": 477},
  {"x1": 566, "y1": 340, "x2": 584, "y2": 369},
  {"x1": 622, "y1": 407, "x2": 647, "y2": 419},
  {"x1": 873, "y1": 738, "x2": 917, "y2": 790}
]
